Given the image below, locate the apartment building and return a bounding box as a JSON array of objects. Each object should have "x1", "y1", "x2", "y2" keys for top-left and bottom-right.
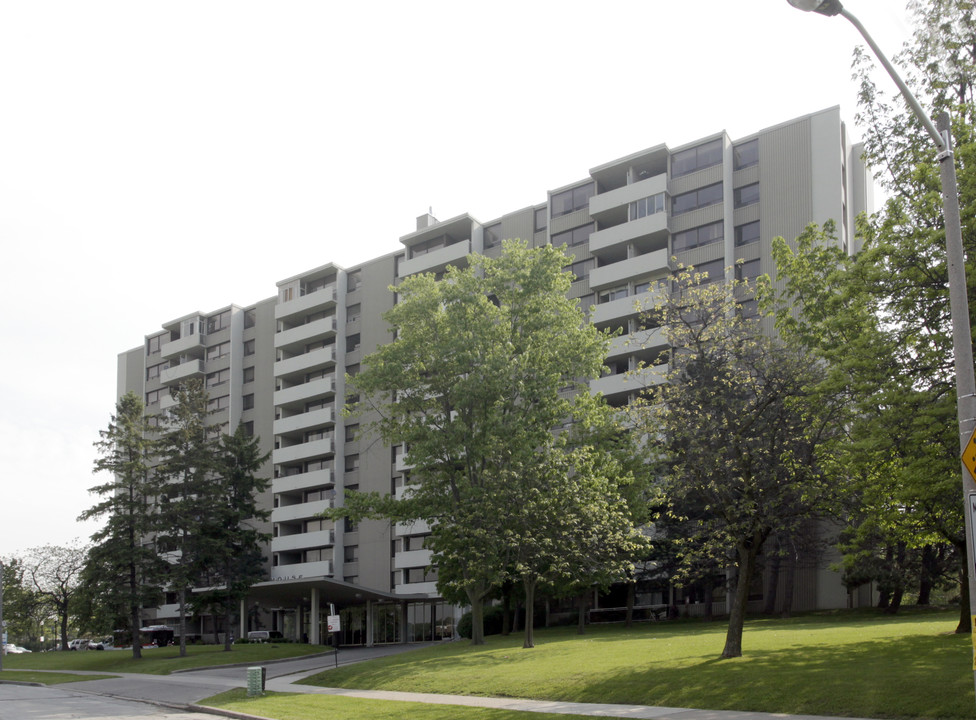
[{"x1": 117, "y1": 106, "x2": 872, "y2": 645}]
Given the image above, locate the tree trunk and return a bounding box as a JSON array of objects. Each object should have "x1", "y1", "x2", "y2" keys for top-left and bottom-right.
[
  {"x1": 522, "y1": 577, "x2": 537, "y2": 649},
  {"x1": 722, "y1": 538, "x2": 760, "y2": 659},
  {"x1": 956, "y1": 551, "x2": 971, "y2": 634},
  {"x1": 129, "y1": 561, "x2": 142, "y2": 660},
  {"x1": 577, "y1": 591, "x2": 587, "y2": 634},
  {"x1": 178, "y1": 587, "x2": 188, "y2": 657},
  {"x1": 625, "y1": 582, "x2": 635, "y2": 627},
  {"x1": 465, "y1": 586, "x2": 486, "y2": 645},
  {"x1": 781, "y1": 547, "x2": 796, "y2": 619},
  {"x1": 763, "y1": 551, "x2": 780, "y2": 615},
  {"x1": 223, "y1": 588, "x2": 233, "y2": 651},
  {"x1": 917, "y1": 545, "x2": 935, "y2": 605},
  {"x1": 501, "y1": 583, "x2": 512, "y2": 636},
  {"x1": 703, "y1": 583, "x2": 714, "y2": 622}
]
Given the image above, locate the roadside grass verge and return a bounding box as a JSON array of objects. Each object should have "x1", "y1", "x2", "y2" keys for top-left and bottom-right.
[
  {"x1": 201, "y1": 689, "x2": 596, "y2": 720},
  {"x1": 0, "y1": 670, "x2": 118, "y2": 684},
  {"x1": 299, "y1": 609, "x2": 971, "y2": 719},
  {"x1": 1, "y1": 643, "x2": 329, "y2": 675}
]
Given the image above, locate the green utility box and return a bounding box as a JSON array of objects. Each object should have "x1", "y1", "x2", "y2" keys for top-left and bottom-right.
[{"x1": 246, "y1": 666, "x2": 266, "y2": 697}]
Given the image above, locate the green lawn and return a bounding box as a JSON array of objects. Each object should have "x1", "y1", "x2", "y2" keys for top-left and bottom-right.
[
  {"x1": 203, "y1": 689, "x2": 597, "y2": 720},
  {"x1": 294, "y1": 609, "x2": 971, "y2": 720},
  {"x1": 0, "y1": 643, "x2": 329, "y2": 675},
  {"x1": 0, "y1": 670, "x2": 118, "y2": 684}
]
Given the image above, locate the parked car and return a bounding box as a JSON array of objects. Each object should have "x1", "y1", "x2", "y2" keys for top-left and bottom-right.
[
  {"x1": 88, "y1": 637, "x2": 115, "y2": 651},
  {"x1": 246, "y1": 630, "x2": 284, "y2": 642},
  {"x1": 67, "y1": 638, "x2": 90, "y2": 651},
  {"x1": 3, "y1": 643, "x2": 30, "y2": 654}
]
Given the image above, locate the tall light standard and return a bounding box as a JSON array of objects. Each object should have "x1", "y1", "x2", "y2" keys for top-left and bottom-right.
[{"x1": 787, "y1": 0, "x2": 976, "y2": 697}]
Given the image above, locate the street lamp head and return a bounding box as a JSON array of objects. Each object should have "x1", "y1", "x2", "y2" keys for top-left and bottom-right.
[{"x1": 787, "y1": 0, "x2": 844, "y2": 16}]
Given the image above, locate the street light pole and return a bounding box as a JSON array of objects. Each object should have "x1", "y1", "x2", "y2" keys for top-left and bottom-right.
[{"x1": 787, "y1": 0, "x2": 976, "y2": 698}]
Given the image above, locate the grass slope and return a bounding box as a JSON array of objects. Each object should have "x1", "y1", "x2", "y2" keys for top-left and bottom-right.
[
  {"x1": 298, "y1": 609, "x2": 970, "y2": 720},
  {"x1": 1, "y1": 643, "x2": 328, "y2": 675},
  {"x1": 204, "y1": 689, "x2": 597, "y2": 720}
]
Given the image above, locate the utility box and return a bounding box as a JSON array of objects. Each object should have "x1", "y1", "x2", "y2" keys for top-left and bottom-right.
[{"x1": 246, "y1": 666, "x2": 266, "y2": 697}]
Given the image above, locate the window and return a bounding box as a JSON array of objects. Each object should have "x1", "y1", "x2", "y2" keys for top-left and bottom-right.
[
  {"x1": 206, "y1": 342, "x2": 230, "y2": 361},
  {"x1": 629, "y1": 192, "x2": 666, "y2": 220},
  {"x1": 735, "y1": 221, "x2": 760, "y2": 247},
  {"x1": 671, "y1": 183, "x2": 723, "y2": 215},
  {"x1": 483, "y1": 223, "x2": 502, "y2": 249},
  {"x1": 279, "y1": 287, "x2": 293, "y2": 303},
  {"x1": 347, "y1": 271, "x2": 361, "y2": 291},
  {"x1": 243, "y1": 309, "x2": 256, "y2": 328},
  {"x1": 565, "y1": 258, "x2": 594, "y2": 282},
  {"x1": 345, "y1": 424, "x2": 359, "y2": 442},
  {"x1": 206, "y1": 310, "x2": 231, "y2": 334},
  {"x1": 147, "y1": 363, "x2": 163, "y2": 381},
  {"x1": 734, "y1": 183, "x2": 760, "y2": 208},
  {"x1": 345, "y1": 517, "x2": 358, "y2": 533},
  {"x1": 551, "y1": 224, "x2": 591, "y2": 248},
  {"x1": 739, "y1": 299, "x2": 759, "y2": 318},
  {"x1": 551, "y1": 183, "x2": 594, "y2": 218},
  {"x1": 207, "y1": 395, "x2": 230, "y2": 411},
  {"x1": 147, "y1": 335, "x2": 161, "y2": 356},
  {"x1": 346, "y1": 363, "x2": 360, "y2": 377},
  {"x1": 734, "y1": 139, "x2": 759, "y2": 170},
  {"x1": 304, "y1": 548, "x2": 330, "y2": 563},
  {"x1": 146, "y1": 389, "x2": 161, "y2": 405},
  {"x1": 598, "y1": 286, "x2": 628, "y2": 303},
  {"x1": 206, "y1": 369, "x2": 230, "y2": 388},
  {"x1": 344, "y1": 545, "x2": 358, "y2": 562},
  {"x1": 672, "y1": 139, "x2": 723, "y2": 178},
  {"x1": 243, "y1": 366, "x2": 255, "y2": 384},
  {"x1": 345, "y1": 454, "x2": 360, "y2": 472},
  {"x1": 736, "y1": 258, "x2": 762, "y2": 281},
  {"x1": 242, "y1": 421, "x2": 254, "y2": 436},
  {"x1": 244, "y1": 339, "x2": 255, "y2": 356},
  {"x1": 243, "y1": 394, "x2": 254, "y2": 410},
  {"x1": 534, "y1": 207, "x2": 547, "y2": 232},
  {"x1": 346, "y1": 303, "x2": 360, "y2": 322},
  {"x1": 672, "y1": 221, "x2": 724, "y2": 253},
  {"x1": 346, "y1": 334, "x2": 361, "y2": 351},
  {"x1": 690, "y1": 259, "x2": 725, "y2": 284}
]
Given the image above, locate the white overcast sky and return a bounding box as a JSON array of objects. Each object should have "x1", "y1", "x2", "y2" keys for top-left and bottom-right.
[{"x1": 0, "y1": 1, "x2": 913, "y2": 557}]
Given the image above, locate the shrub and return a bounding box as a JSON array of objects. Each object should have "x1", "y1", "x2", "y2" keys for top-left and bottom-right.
[{"x1": 457, "y1": 605, "x2": 505, "y2": 639}]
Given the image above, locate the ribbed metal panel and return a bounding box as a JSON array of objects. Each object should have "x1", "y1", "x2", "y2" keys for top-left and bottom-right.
[
  {"x1": 757, "y1": 118, "x2": 813, "y2": 251},
  {"x1": 550, "y1": 208, "x2": 591, "y2": 235}
]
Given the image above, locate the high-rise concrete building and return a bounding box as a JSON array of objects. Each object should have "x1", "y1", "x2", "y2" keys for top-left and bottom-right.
[{"x1": 117, "y1": 107, "x2": 872, "y2": 645}]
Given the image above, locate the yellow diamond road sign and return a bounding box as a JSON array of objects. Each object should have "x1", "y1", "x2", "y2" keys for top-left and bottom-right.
[{"x1": 964, "y1": 426, "x2": 976, "y2": 482}]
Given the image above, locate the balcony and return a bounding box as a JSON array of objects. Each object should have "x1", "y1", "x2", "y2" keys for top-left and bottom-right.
[
  {"x1": 589, "y1": 173, "x2": 668, "y2": 218},
  {"x1": 273, "y1": 376, "x2": 335, "y2": 407},
  {"x1": 271, "y1": 560, "x2": 332, "y2": 580},
  {"x1": 399, "y1": 239, "x2": 471, "y2": 277},
  {"x1": 589, "y1": 212, "x2": 668, "y2": 254},
  {"x1": 394, "y1": 548, "x2": 433, "y2": 570},
  {"x1": 394, "y1": 450, "x2": 414, "y2": 473},
  {"x1": 274, "y1": 316, "x2": 337, "y2": 352},
  {"x1": 272, "y1": 529, "x2": 335, "y2": 554},
  {"x1": 396, "y1": 518, "x2": 431, "y2": 535},
  {"x1": 589, "y1": 249, "x2": 669, "y2": 290},
  {"x1": 589, "y1": 363, "x2": 668, "y2": 398},
  {"x1": 605, "y1": 328, "x2": 667, "y2": 360},
  {"x1": 275, "y1": 285, "x2": 337, "y2": 322},
  {"x1": 274, "y1": 438, "x2": 333, "y2": 465},
  {"x1": 394, "y1": 581, "x2": 438, "y2": 597},
  {"x1": 274, "y1": 346, "x2": 335, "y2": 379},
  {"x1": 274, "y1": 407, "x2": 334, "y2": 437},
  {"x1": 271, "y1": 498, "x2": 333, "y2": 524},
  {"x1": 159, "y1": 359, "x2": 204, "y2": 385},
  {"x1": 273, "y1": 468, "x2": 332, "y2": 495},
  {"x1": 590, "y1": 287, "x2": 664, "y2": 325},
  {"x1": 161, "y1": 332, "x2": 206, "y2": 360}
]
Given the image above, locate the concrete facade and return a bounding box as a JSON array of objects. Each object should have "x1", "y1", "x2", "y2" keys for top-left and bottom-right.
[{"x1": 116, "y1": 107, "x2": 871, "y2": 644}]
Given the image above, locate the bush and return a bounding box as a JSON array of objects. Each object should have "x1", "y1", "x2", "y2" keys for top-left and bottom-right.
[{"x1": 457, "y1": 605, "x2": 505, "y2": 639}]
